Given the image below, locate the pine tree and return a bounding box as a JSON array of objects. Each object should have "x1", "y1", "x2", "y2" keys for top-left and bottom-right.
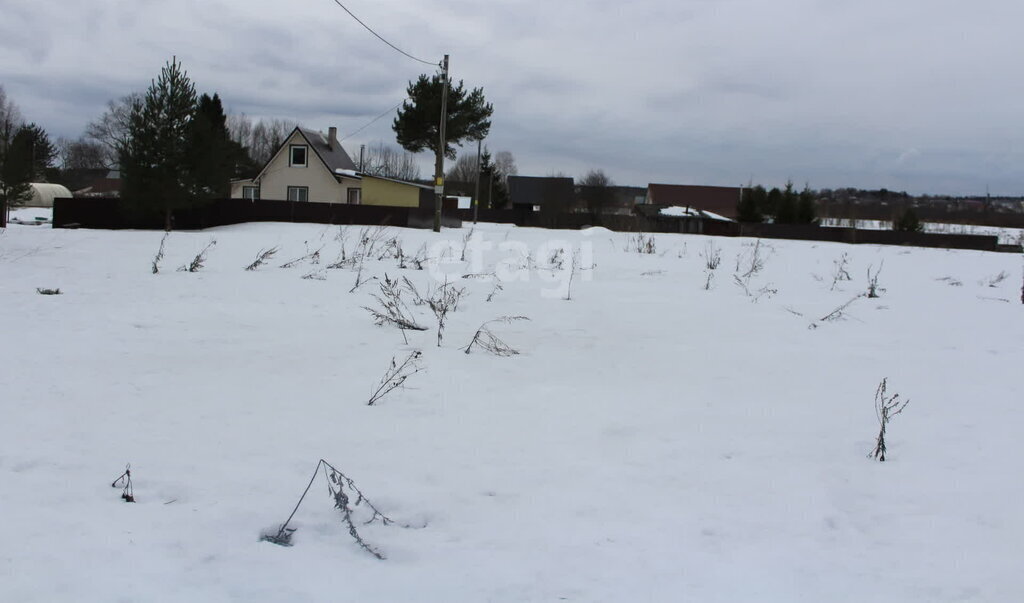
[
  {"x1": 775, "y1": 181, "x2": 798, "y2": 224},
  {"x1": 0, "y1": 127, "x2": 33, "y2": 211},
  {"x1": 796, "y1": 184, "x2": 817, "y2": 224},
  {"x1": 393, "y1": 74, "x2": 493, "y2": 159},
  {"x1": 186, "y1": 93, "x2": 237, "y2": 199},
  {"x1": 0, "y1": 86, "x2": 29, "y2": 222},
  {"x1": 478, "y1": 149, "x2": 509, "y2": 209},
  {"x1": 120, "y1": 57, "x2": 198, "y2": 230},
  {"x1": 737, "y1": 185, "x2": 764, "y2": 222},
  {"x1": 14, "y1": 124, "x2": 59, "y2": 181},
  {"x1": 894, "y1": 207, "x2": 921, "y2": 232}
]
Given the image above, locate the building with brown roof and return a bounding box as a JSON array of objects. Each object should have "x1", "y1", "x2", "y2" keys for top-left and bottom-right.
[{"x1": 645, "y1": 183, "x2": 742, "y2": 219}]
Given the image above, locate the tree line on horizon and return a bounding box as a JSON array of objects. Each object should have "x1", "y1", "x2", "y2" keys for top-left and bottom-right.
[{"x1": 6, "y1": 64, "x2": 1016, "y2": 229}]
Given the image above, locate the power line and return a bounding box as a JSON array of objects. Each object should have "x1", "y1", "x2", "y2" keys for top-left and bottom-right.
[
  {"x1": 339, "y1": 99, "x2": 408, "y2": 142},
  {"x1": 327, "y1": 0, "x2": 439, "y2": 67}
]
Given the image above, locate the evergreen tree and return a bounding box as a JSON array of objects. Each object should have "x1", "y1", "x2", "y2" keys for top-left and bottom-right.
[
  {"x1": 186, "y1": 93, "x2": 238, "y2": 199},
  {"x1": 120, "y1": 57, "x2": 198, "y2": 230},
  {"x1": 796, "y1": 184, "x2": 817, "y2": 224},
  {"x1": 894, "y1": 207, "x2": 921, "y2": 232},
  {"x1": 737, "y1": 185, "x2": 764, "y2": 222},
  {"x1": 394, "y1": 72, "x2": 494, "y2": 230},
  {"x1": 0, "y1": 127, "x2": 33, "y2": 212},
  {"x1": 14, "y1": 123, "x2": 58, "y2": 181},
  {"x1": 0, "y1": 85, "x2": 28, "y2": 223},
  {"x1": 775, "y1": 181, "x2": 798, "y2": 223},
  {"x1": 393, "y1": 74, "x2": 493, "y2": 159},
  {"x1": 478, "y1": 149, "x2": 509, "y2": 209}
]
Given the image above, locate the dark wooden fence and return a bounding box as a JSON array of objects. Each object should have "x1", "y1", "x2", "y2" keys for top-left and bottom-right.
[
  {"x1": 456, "y1": 210, "x2": 1001, "y2": 252},
  {"x1": 817, "y1": 200, "x2": 1024, "y2": 229},
  {"x1": 52, "y1": 197, "x2": 460, "y2": 230},
  {"x1": 734, "y1": 223, "x2": 998, "y2": 251},
  {"x1": 52, "y1": 197, "x2": 1000, "y2": 252}
]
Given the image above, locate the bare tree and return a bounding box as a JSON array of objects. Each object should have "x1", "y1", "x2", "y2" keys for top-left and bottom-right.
[
  {"x1": 85, "y1": 92, "x2": 141, "y2": 168},
  {"x1": 226, "y1": 117, "x2": 297, "y2": 165},
  {"x1": 579, "y1": 169, "x2": 612, "y2": 188},
  {"x1": 0, "y1": 84, "x2": 23, "y2": 152},
  {"x1": 446, "y1": 151, "x2": 478, "y2": 183},
  {"x1": 493, "y1": 150, "x2": 517, "y2": 185},
  {"x1": 360, "y1": 142, "x2": 421, "y2": 180},
  {"x1": 226, "y1": 113, "x2": 253, "y2": 152},
  {"x1": 579, "y1": 168, "x2": 614, "y2": 219},
  {"x1": 57, "y1": 136, "x2": 108, "y2": 170}
]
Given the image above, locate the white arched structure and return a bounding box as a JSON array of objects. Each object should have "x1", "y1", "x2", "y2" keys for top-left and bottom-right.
[{"x1": 27, "y1": 183, "x2": 73, "y2": 208}]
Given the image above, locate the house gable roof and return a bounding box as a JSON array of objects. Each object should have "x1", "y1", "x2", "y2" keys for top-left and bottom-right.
[
  {"x1": 255, "y1": 127, "x2": 357, "y2": 183},
  {"x1": 300, "y1": 127, "x2": 357, "y2": 174}
]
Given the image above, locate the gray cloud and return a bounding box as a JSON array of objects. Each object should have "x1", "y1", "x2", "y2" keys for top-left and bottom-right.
[{"x1": 2, "y1": 0, "x2": 1022, "y2": 194}]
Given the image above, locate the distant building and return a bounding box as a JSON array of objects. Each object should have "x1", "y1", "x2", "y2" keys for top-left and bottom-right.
[
  {"x1": 507, "y1": 175, "x2": 575, "y2": 212},
  {"x1": 576, "y1": 185, "x2": 647, "y2": 216},
  {"x1": 71, "y1": 170, "x2": 122, "y2": 198},
  {"x1": 233, "y1": 126, "x2": 430, "y2": 208},
  {"x1": 645, "y1": 183, "x2": 743, "y2": 220}
]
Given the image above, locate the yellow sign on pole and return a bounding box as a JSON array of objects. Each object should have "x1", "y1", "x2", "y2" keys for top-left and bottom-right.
[{"x1": 435, "y1": 177, "x2": 444, "y2": 186}]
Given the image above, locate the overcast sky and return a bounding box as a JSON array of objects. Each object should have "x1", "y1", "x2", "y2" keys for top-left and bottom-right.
[{"x1": 2, "y1": 0, "x2": 1022, "y2": 195}]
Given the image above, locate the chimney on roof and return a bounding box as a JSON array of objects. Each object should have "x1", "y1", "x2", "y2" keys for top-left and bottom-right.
[{"x1": 328, "y1": 127, "x2": 338, "y2": 150}]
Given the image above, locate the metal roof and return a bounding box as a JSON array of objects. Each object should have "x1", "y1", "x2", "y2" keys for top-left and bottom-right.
[{"x1": 298, "y1": 127, "x2": 357, "y2": 174}]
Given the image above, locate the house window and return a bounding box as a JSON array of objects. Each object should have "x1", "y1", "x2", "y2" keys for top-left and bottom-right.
[
  {"x1": 242, "y1": 186, "x2": 259, "y2": 200},
  {"x1": 287, "y1": 186, "x2": 309, "y2": 202},
  {"x1": 347, "y1": 188, "x2": 361, "y2": 205},
  {"x1": 289, "y1": 145, "x2": 308, "y2": 167}
]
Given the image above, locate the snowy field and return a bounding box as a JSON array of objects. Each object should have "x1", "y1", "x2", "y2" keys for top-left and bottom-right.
[{"x1": 1, "y1": 219, "x2": 1022, "y2": 602}]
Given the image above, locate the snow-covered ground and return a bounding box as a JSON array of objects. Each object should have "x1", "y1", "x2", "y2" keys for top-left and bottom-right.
[
  {"x1": 1, "y1": 220, "x2": 1022, "y2": 602},
  {"x1": 6, "y1": 206, "x2": 53, "y2": 225},
  {"x1": 820, "y1": 217, "x2": 1024, "y2": 246}
]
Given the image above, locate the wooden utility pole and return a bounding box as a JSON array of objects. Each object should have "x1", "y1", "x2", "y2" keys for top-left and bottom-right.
[
  {"x1": 472, "y1": 138, "x2": 482, "y2": 224},
  {"x1": 433, "y1": 54, "x2": 450, "y2": 232}
]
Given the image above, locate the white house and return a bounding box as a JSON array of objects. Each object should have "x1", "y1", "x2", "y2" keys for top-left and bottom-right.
[
  {"x1": 241, "y1": 126, "x2": 362, "y2": 204},
  {"x1": 232, "y1": 126, "x2": 428, "y2": 209}
]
